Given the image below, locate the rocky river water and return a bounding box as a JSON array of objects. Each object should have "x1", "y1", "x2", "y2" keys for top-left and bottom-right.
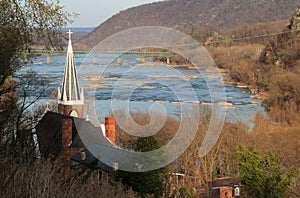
[{"x1": 20, "y1": 54, "x2": 266, "y2": 129}]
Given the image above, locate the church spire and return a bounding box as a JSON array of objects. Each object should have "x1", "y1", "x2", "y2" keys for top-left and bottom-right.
[
  {"x1": 60, "y1": 30, "x2": 82, "y2": 102},
  {"x1": 58, "y1": 30, "x2": 84, "y2": 118}
]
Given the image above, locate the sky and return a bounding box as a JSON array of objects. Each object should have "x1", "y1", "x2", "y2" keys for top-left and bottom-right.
[{"x1": 60, "y1": 0, "x2": 163, "y2": 28}]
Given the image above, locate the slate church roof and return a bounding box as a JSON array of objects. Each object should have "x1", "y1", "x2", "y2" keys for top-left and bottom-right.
[
  {"x1": 71, "y1": 148, "x2": 114, "y2": 171},
  {"x1": 36, "y1": 111, "x2": 112, "y2": 159}
]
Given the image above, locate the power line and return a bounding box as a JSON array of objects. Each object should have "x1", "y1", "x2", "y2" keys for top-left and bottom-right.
[
  {"x1": 130, "y1": 28, "x2": 300, "y2": 50},
  {"x1": 203, "y1": 28, "x2": 300, "y2": 45},
  {"x1": 18, "y1": 28, "x2": 300, "y2": 54}
]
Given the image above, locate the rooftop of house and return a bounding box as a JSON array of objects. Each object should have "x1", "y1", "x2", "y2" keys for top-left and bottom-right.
[
  {"x1": 71, "y1": 148, "x2": 115, "y2": 171},
  {"x1": 209, "y1": 177, "x2": 241, "y2": 188},
  {"x1": 36, "y1": 111, "x2": 112, "y2": 159}
]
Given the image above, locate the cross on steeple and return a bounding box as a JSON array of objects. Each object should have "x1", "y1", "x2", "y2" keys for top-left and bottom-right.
[{"x1": 67, "y1": 29, "x2": 73, "y2": 40}]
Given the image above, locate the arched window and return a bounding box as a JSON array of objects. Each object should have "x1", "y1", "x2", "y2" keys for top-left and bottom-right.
[{"x1": 70, "y1": 109, "x2": 78, "y2": 117}]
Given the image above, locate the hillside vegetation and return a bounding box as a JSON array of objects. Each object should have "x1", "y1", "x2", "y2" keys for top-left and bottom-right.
[
  {"x1": 210, "y1": 4, "x2": 300, "y2": 124},
  {"x1": 76, "y1": 0, "x2": 299, "y2": 48}
]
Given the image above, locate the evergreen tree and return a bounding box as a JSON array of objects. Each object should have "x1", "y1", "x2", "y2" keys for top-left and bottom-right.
[
  {"x1": 238, "y1": 145, "x2": 296, "y2": 198},
  {"x1": 116, "y1": 136, "x2": 169, "y2": 198}
]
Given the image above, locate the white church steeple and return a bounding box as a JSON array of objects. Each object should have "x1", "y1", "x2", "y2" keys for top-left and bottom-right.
[{"x1": 58, "y1": 30, "x2": 84, "y2": 118}]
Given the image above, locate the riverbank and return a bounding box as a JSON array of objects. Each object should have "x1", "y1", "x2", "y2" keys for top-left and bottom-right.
[
  {"x1": 207, "y1": 44, "x2": 267, "y2": 100},
  {"x1": 222, "y1": 74, "x2": 265, "y2": 100}
]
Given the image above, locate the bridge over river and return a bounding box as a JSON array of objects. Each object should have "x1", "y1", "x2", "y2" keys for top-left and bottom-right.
[{"x1": 20, "y1": 50, "x2": 172, "y2": 64}]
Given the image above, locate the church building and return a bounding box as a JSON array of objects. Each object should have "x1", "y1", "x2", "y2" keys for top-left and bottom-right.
[{"x1": 36, "y1": 31, "x2": 116, "y2": 170}]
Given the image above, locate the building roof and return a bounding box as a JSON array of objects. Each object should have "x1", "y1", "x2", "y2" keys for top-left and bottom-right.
[
  {"x1": 209, "y1": 177, "x2": 241, "y2": 188},
  {"x1": 71, "y1": 148, "x2": 114, "y2": 171},
  {"x1": 36, "y1": 111, "x2": 112, "y2": 159}
]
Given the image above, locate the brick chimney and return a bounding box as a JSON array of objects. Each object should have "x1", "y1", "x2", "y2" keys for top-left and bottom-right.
[
  {"x1": 105, "y1": 117, "x2": 116, "y2": 145},
  {"x1": 62, "y1": 119, "x2": 72, "y2": 150},
  {"x1": 211, "y1": 186, "x2": 233, "y2": 198},
  {"x1": 62, "y1": 118, "x2": 73, "y2": 169},
  {"x1": 219, "y1": 187, "x2": 233, "y2": 198}
]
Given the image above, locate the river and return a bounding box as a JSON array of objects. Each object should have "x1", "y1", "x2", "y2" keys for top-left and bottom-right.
[{"x1": 20, "y1": 54, "x2": 265, "y2": 129}]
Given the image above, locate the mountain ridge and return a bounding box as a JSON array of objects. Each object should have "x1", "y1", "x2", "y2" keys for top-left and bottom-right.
[{"x1": 76, "y1": 0, "x2": 300, "y2": 49}]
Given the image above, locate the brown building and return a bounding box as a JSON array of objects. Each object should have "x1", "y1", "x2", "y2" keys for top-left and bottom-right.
[{"x1": 209, "y1": 177, "x2": 241, "y2": 198}]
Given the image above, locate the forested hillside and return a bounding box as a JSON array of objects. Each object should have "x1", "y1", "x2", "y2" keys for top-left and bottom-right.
[
  {"x1": 258, "y1": 4, "x2": 300, "y2": 122},
  {"x1": 77, "y1": 0, "x2": 299, "y2": 48},
  {"x1": 209, "y1": 4, "x2": 300, "y2": 124}
]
